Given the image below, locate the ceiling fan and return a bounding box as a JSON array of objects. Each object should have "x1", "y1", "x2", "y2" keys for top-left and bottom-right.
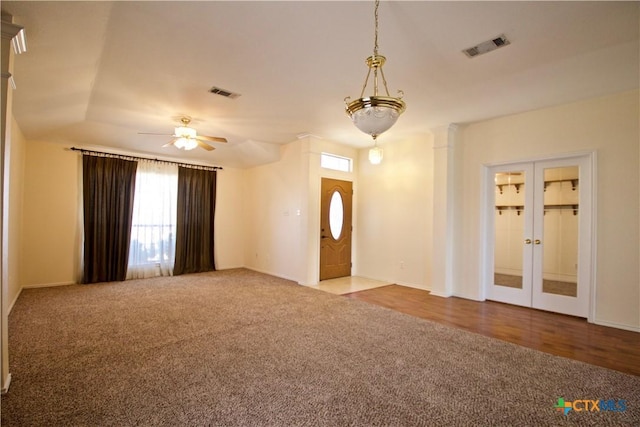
[{"x1": 139, "y1": 117, "x2": 227, "y2": 151}]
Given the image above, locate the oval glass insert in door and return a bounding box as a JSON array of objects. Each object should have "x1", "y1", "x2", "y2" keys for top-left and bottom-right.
[{"x1": 329, "y1": 190, "x2": 344, "y2": 240}]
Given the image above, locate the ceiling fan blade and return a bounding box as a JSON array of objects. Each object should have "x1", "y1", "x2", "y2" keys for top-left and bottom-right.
[
  {"x1": 139, "y1": 132, "x2": 174, "y2": 136},
  {"x1": 196, "y1": 140, "x2": 216, "y2": 151},
  {"x1": 162, "y1": 138, "x2": 178, "y2": 148},
  {"x1": 196, "y1": 135, "x2": 227, "y2": 143}
]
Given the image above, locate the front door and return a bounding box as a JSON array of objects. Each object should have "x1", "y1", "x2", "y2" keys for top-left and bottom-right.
[
  {"x1": 487, "y1": 155, "x2": 593, "y2": 317},
  {"x1": 319, "y1": 178, "x2": 353, "y2": 281}
]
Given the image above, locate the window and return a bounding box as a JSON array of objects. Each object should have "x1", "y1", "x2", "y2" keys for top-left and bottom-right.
[
  {"x1": 321, "y1": 153, "x2": 352, "y2": 172},
  {"x1": 127, "y1": 162, "x2": 178, "y2": 279},
  {"x1": 329, "y1": 190, "x2": 344, "y2": 240}
]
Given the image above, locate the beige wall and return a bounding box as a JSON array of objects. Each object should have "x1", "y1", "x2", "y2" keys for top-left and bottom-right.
[
  {"x1": 457, "y1": 90, "x2": 640, "y2": 330},
  {"x1": 214, "y1": 166, "x2": 246, "y2": 270},
  {"x1": 356, "y1": 135, "x2": 434, "y2": 289},
  {"x1": 21, "y1": 140, "x2": 79, "y2": 287},
  {"x1": 243, "y1": 141, "x2": 304, "y2": 282}
]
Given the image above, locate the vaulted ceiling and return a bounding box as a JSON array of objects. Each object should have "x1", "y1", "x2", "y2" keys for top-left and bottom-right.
[{"x1": 3, "y1": 1, "x2": 639, "y2": 168}]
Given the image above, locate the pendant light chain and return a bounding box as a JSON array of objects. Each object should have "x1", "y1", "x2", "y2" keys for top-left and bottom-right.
[
  {"x1": 373, "y1": 0, "x2": 379, "y2": 56},
  {"x1": 372, "y1": 0, "x2": 381, "y2": 96}
]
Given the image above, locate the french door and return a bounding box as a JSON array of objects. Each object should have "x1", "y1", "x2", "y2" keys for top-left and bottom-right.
[{"x1": 487, "y1": 155, "x2": 592, "y2": 317}]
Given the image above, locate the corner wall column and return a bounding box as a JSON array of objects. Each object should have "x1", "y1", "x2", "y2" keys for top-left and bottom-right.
[
  {"x1": 0, "y1": 14, "x2": 23, "y2": 394},
  {"x1": 298, "y1": 136, "x2": 322, "y2": 286},
  {"x1": 430, "y1": 124, "x2": 459, "y2": 297}
]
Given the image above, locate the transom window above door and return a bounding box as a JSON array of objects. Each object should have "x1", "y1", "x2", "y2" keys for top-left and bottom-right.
[{"x1": 321, "y1": 153, "x2": 352, "y2": 173}]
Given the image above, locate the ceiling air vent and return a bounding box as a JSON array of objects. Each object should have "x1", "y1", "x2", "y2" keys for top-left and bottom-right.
[
  {"x1": 209, "y1": 86, "x2": 241, "y2": 99},
  {"x1": 463, "y1": 35, "x2": 510, "y2": 58}
]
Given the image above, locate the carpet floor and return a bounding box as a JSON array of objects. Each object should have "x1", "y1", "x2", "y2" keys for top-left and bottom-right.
[{"x1": 2, "y1": 269, "x2": 638, "y2": 426}]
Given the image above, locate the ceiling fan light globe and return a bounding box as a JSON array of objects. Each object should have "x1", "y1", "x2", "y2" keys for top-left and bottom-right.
[
  {"x1": 174, "y1": 137, "x2": 197, "y2": 150},
  {"x1": 175, "y1": 126, "x2": 197, "y2": 139},
  {"x1": 174, "y1": 138, "x2": 185, "y2": 149},
  {"x1": 183, "y1": 139, "x2": 198, "y2": 150}
]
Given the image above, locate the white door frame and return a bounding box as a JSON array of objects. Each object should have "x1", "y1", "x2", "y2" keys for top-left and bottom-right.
[{"x1": 481, "y1": 151, "x2": 597, "y2": 321}]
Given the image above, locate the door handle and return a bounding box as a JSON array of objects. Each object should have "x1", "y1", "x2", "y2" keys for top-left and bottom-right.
[
  {"x1": 534, "y1": 239, "x2": 541, "y2": 245},
  {"x1": 524, "y1": 239, "x2": 532, "y2": 245}
]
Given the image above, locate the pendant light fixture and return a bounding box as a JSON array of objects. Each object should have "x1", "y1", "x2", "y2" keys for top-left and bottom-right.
[
  {"x1": 345, "y1": 0, "x2": 406, "y2": 148},
  {"x1": 368, "y1": 140, "x2": 383, "y2": 165}
]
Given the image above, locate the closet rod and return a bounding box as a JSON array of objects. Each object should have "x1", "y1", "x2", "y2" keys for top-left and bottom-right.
[{"x1": 70, "y1": 147, "x2": 223, "y2": 171}]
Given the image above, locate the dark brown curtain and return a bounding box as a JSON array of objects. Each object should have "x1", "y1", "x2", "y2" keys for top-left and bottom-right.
[
  {"x1": 82, "y1": 155, "x2": 137, "y2": 283},
  {"x1": 174, "y1": 167, "x2": 216, "y2": 275}
]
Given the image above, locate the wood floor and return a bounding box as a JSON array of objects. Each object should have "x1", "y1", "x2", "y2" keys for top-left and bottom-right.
[{"x1": 344, "y1": 285, "x2": 640, "y2": 377}]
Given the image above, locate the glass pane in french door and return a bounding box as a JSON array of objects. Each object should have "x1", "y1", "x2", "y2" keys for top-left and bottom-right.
[
  {"x1": 494, "y1": 171, "x2": 525, "y2": 289},
  {"x1": 542, "y1": 166, "x2": 579, "y2": 297}
]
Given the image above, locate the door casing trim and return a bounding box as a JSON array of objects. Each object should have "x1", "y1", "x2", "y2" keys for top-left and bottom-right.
[{"x1": 480, "y1": 151, "x2": 596, "y2": 323}]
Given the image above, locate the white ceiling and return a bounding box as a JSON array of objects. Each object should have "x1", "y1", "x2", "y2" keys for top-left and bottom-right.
[{"x1": 3, "y1": 1, "x2": 639, "y2": 168}]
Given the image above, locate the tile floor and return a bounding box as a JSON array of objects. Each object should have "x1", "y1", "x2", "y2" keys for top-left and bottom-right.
[{"x1": 305, "y1": 276, "x2": 391, "y2": 295}]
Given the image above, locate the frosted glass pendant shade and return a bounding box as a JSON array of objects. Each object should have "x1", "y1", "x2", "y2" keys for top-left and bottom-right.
[
  {"x1": 369, "y1": 146, "x2": 383, "y2": 165},
  {"x1": 174, "y1": 137, "x2": 198, "y2": 150},
  {"x1": 346, "y1": 96, "x2": 406, "y2": 138},
  {"x1": 352, "y1": 106, "x2": 398, "y2": 136}
]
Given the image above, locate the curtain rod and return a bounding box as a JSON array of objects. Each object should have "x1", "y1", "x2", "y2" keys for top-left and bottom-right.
[{"x1": 70, "y1": 147, "x2": 223, "y2": 171}]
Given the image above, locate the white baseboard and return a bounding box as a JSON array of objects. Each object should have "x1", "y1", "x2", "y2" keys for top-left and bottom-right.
[
  {"x1": 429, "y1": 290, "x2": 453, "y2": 298},
  {"x1": 298, "y1": 281, "x2": 318, "y2": 287},
  {"x1": 453, "y1": 292, "x2": 484, "y2": 302},
  {"x1": 8, "y1": 287, "x2": 22, "y2": 314},
  {"x1": 1, "y1": 373, "x2": 11, "y2": 394},
  {"x1": 22, "y1": 281, "x2": 75, "y2": 289},
  {"x1": 216, "y1": 265, "x2": 245, "y2": 271},
  {"x1": 243, "y1": 266, "x2": 298, "y2": 284},
  {"x1": 395, "y1": 280, "x2": 430, "y2": 291},
  {"x1": 592, "y1": 318, "x2": 640, "y2": 333}
]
